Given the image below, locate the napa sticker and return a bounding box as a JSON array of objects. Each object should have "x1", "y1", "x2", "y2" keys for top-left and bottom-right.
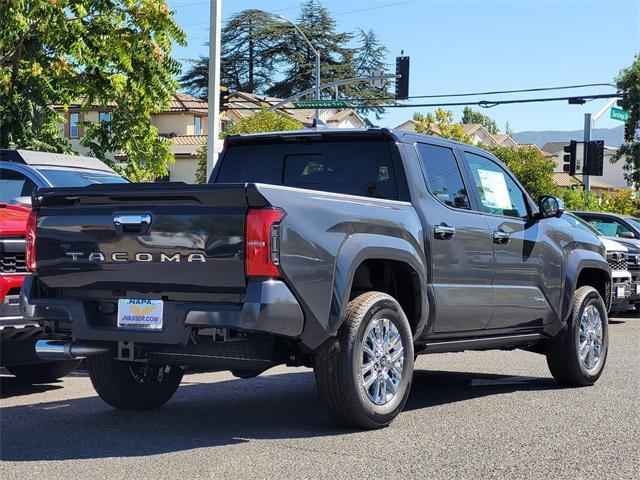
[{"x1": 117, "y1": 299, "x2": 163, "y2": 329}]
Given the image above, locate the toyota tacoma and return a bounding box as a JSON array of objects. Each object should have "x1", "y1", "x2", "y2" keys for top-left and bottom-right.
[{"x1": 22, "y1": 129, "x2": 612, "y2": 428}]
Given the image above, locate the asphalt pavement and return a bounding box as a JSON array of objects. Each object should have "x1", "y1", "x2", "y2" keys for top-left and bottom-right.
[{"x1": 1, "y1": 311, "x2": 638, "y2": 479}]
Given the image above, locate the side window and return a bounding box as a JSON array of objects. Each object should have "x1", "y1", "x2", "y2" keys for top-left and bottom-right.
[
  {"x1": 464, "y1": 152, "x2": 529, "y2": 219},
  {"x1": 587, "y1": 218, "x2": 633, "y2": 238},
  {"x1": 0, "y1": 169, "x2": 38, "y2": 203},
  {"x1": 416, "y1": 143, "x2": 470, "y2": 210}
]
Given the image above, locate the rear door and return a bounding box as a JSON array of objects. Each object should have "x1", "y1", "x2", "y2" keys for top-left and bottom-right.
[
  {"x1": 461, "y1": 150, "x2": 560, "y2": 329},
  {"x1": 414, "y1": 142, "x2": 494, "y2": 333}
]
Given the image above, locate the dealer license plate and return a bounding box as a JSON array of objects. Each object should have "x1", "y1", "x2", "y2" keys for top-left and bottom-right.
[{"x1": 117, "y1": 299, "x2": 163, "y2": 329}]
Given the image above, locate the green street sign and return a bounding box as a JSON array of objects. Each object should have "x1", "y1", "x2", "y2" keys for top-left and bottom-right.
[
  {"x1": 610, "y1": 107, "x2": 630, "y2": 122},
  {"x1": 292, "y1": 100, "x2": 351, "y2": 109}
]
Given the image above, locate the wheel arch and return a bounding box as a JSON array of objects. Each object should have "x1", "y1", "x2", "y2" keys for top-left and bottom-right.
[
  {"x1": 563, "y1": 252, "x2": 612, "y2": 322},
  {"x1": 330, "y1": 235, "x2": 428, "y2": 339}
]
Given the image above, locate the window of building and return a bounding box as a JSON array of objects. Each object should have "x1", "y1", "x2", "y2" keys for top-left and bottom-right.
[
  {"x1": 194, "y1": 116, "x2": 202, "y2": 135},
  {"x1": 69, "y1": 113, "x2": 79, "y2": 138},
  {"x1": 99, "y1": 112, "x2": 111, "y2": 135}
]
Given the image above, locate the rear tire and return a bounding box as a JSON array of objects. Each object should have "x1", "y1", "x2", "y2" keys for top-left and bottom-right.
[
  {"x1": 87, "y1": 355, "x2": 183, "y2": 410},
  {"x1": 314, "y1": 291, "x2": 414, "y2": 429},
  {"x1": 546, "y1": 286, "x2": 608, "y2": 386},
  {"x1": 7, "y1": 360, "x2": 81, "y2": 383}
]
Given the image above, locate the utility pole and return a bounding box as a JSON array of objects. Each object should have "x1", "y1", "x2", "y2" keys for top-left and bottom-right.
[{"x1": 206, "y1": 0, "x2": 222, "y2": 180}]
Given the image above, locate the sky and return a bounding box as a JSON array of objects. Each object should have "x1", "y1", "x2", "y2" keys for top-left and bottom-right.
[{"x1": 166, "y1": 0, "x2": 640, "y2": 133}]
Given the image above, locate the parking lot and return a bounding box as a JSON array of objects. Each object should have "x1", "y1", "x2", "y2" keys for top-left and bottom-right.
[{"x1": 1, "y1": 311, "x2": 638, "y2": 480}]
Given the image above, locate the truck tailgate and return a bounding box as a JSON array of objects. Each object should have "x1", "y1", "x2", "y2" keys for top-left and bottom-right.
[{"x1": 33, "y1": 183, "x2": 263, "y2": 295}]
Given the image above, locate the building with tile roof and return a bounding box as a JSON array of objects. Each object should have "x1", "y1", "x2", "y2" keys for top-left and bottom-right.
[{"x1": 55, "y1": 91, "x2": 366, "y2": 183}]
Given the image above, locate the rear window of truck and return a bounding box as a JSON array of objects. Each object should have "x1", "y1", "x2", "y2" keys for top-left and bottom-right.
[{"x1": 215, "y1": 139, "x2": 402, "y2": 199}]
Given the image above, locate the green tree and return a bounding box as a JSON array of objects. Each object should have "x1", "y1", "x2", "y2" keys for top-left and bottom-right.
[
  {"x1": 0, "y1": 0, "x2": 185, "y2": 181},
  {"x1": 180, "y1": 10, "x2": 277, "y2": 99},
  {"x1": 412, "y1": 109, "x2": 472, "y2": 143},
  {"x1": 266, "y1": 0, "x2": 355, "y2": 99},
  {"x1": 504, "y1": 121, "x2": 514, "y2": 137},
  {"x1": 487, "y1": 145, "x2": 558, "y2": 200},
  {"x1": 614, "y1": 53, "x2": 640, "y2": 187},
  {"x1": 559, "y1": 187, "x2": 638, "y2": 216},
  {"x1": 195, "y1": 110, "x2": 302, "y2": 183},
  {"x1": 461, "y1": 107, "x2": 499, "y2": 134},
  {"x1": 344, "y1": 28, "x2": 390, "y2": 120}
]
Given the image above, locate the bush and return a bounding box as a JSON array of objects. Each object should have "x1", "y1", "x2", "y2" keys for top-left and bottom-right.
[{"x1": 559, "y1": 187, "x2": 639, "y2": 216}]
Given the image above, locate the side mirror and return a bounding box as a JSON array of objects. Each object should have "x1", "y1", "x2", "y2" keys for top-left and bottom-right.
[
  {"x1": 538, "y1": 196, "x2": 564, "y2": 219},
  {"x1": 619, "y1": 231, "x2": 635, "y2": 239}
]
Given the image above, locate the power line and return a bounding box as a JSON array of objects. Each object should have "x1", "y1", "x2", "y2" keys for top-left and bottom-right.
[
  {"x1": 341, "y1": 83, "x2": 617, "y2": 103},
  {"x1": 181, "y1": 0, "x2": 418, "y2": 38},
  {"x1": 223, "y1": 92, "x2": 623, "y2": 111}
]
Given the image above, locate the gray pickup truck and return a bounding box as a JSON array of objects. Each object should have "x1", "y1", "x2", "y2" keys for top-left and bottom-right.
[{"x1": 22, "y1": 129, "x2": 611, "y2": 429}]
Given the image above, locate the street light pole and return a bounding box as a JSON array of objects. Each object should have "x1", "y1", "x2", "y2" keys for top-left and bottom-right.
[
  {"x1": 206, "y1": 0, "x2": 222, "y2": 180},
  {"x1": 274, "y1": 14, "x2": 320, "y2": 120}
]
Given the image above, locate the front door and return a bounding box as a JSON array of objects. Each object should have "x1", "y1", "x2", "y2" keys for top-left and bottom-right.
[
  {"x1": 462, "y1": 151, "x2": 560, "y2": 329},
  {"x1": 414, "y1": 142, "x2": 495, "y2": 333}
]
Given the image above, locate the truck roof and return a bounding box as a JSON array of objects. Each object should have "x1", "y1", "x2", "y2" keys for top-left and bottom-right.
[
  {"x1": 0, "y1": 149, "x2": 115, "y2": 173},
  {"x1": 223, "y1": 127, "x2": 487, "y2": 151}
]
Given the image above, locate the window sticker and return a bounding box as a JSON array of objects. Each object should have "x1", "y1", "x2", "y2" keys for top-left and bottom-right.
[{"x1": 477, "y1": 169, "x2": 512, "y2": 210}]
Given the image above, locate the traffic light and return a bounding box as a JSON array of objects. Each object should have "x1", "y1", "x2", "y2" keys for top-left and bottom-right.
[
  {"x1": 584, "y1": 140, "x2": 604, "y2": 176},
  {"x1": 219, "y1": 86, "x2": 230, "y2": 111},
  {"x1": 395, "y1": 56, "x2": 410, "y2": 100},
  {"x1": 563, "y1": 141, "x2": 577, "y2": 175}
]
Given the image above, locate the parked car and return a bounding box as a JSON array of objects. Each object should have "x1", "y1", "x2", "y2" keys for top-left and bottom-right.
[
  {"x1": 0, "y1": 149, "x2": 127, "y2": 383},
  {"x1": 572, "y1": 211, "x2": 640, "y2": 311},
  {"x1": 22, "y1": 129, "x2": 612, "y2": 428},
  {"x1": 562, "y1": 213, "x2": 634, "y2": 313}
]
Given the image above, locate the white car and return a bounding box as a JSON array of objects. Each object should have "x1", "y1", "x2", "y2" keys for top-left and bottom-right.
[{"x1": 563, "y1": 213, "x2": 632, "y2": 313}]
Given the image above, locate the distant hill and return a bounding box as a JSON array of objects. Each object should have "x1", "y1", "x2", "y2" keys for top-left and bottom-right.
[{"x1": 513, "y1": 125, "x2": 624, "y2": 148}]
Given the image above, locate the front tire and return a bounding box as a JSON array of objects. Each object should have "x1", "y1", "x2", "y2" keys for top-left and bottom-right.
[
  {"x1": 7, "y1": 360, "x2": 81, "y2": 383},
  {"x1": 546, "y1": 286, "x2": 608, "y2": 386},
  {"x1": 87, "y1": 355, "x2": 183, "y2": 410},
  {"x1": 314, "y1": 291, "x2": 414, "y2": 429}
]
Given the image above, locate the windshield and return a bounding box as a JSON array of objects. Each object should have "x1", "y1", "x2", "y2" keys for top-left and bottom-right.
[
  {"x1": 39, "y1": 168, "x2": 128, "y2": 187},
  {"x1": 564, "y1": 213, "x2": 601, "y2": 236}
]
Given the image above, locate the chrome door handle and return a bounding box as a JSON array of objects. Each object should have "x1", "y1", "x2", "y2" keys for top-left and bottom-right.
[
  {"x1": 434, "y1": 224, "x2": 455, "y2": 239},
  {"x1": 114, "y1": 214, "x2": 152, "y2": 226},
  {"x1": 493, "y1": 231, "x2": 511, "y2": 244}
]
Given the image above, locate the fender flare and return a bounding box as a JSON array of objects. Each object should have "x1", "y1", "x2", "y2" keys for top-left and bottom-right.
[
  {"x1": 562, "y1": 250, "x2": 612, "y2": 322},
  {"x1": 329, "y1": 233, "x2": 429, "y2": 339}
]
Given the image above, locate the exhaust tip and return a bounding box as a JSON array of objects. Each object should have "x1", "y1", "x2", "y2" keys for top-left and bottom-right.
[
  {"x1": 35, "y1": 340, "x2": 68, "y2": 360},
  {"x1": 35, "y1": 340, "x2": 111, "y2": 360}
]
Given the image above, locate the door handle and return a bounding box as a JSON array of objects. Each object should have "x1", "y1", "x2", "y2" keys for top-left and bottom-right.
[
  {"x1": 493, "y1": 231, "x2": 511, "y2": 244},
  {"x1": 434, "y1": 224, "x2": 455, "y2": 239},
  {"x1": 114, "y1": 214, "x2": 152, "y2": 235},
  {"x1": 114, "y1": 214, "x2": 152, "y2": 226}
]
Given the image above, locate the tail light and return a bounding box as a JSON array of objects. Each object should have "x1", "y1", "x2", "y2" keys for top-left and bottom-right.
[
  {"x1": 245, "y1": 208, "x2": 285, "y2": 277},
  {"x1": 26, "y1": 209, "x2": 37, "y2": 272}
]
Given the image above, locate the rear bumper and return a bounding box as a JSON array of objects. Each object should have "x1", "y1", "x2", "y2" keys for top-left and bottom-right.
[{"x1": 20, "y1": 276, "x2": 304, "y2": 345}]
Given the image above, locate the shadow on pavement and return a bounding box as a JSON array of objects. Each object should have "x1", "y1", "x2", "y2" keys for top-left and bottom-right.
[
  {"x1": 1, "y1": 368, "x2": 559, "y2": 462},
  {"x1": 0, "y1": 375, "x2": 64, "y2": 399}
]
